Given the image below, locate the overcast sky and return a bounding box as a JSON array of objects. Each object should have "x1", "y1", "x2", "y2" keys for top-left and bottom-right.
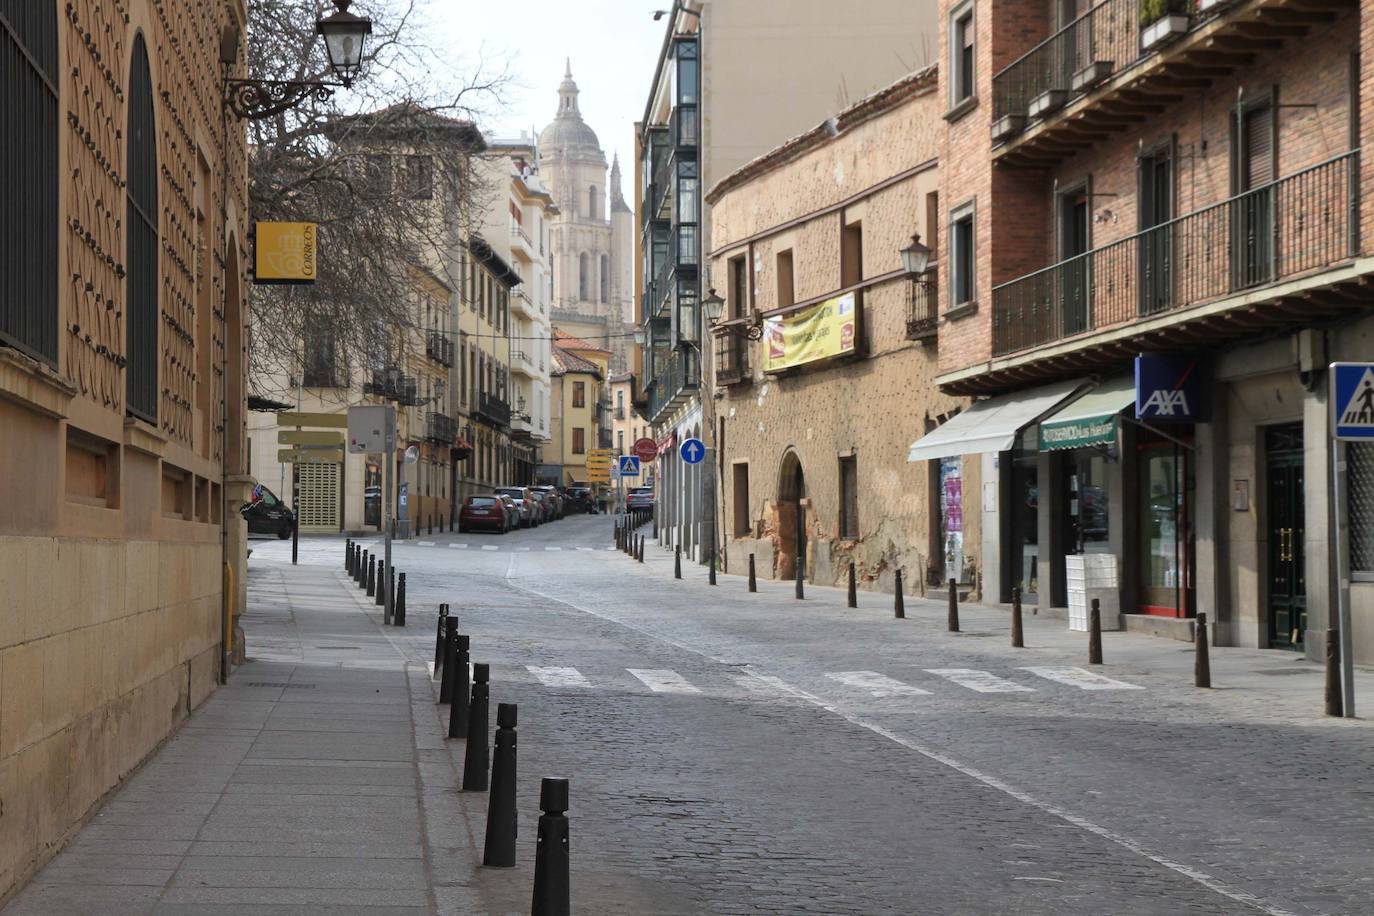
[{"x1": 428, "y1": 0, "x2": 670, "y2": 195}]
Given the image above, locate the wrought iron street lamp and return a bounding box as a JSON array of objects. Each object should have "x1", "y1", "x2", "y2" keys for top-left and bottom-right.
[
  {"x1": 222, "y1": 0, "x2": 373, "y2": 121},
  {"x1": 901, "y1": 232, "x2": 932, "y2": 276},
  {"x1": 703, "y1": 287, "x2": 762, "y2": 340}
]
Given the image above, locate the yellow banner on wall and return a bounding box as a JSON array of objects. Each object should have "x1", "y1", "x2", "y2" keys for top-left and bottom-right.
[
  {"x1": 255, "y1": 221, "x2": 317, "y2": 284},
  {"x1": 760, "y1": 292, "x2": 857, "y2": 373}
]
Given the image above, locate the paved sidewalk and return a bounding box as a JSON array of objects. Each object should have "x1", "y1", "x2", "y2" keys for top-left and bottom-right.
[{"x1": 1, "y1": 556, "x2": 510, "y2": 916}]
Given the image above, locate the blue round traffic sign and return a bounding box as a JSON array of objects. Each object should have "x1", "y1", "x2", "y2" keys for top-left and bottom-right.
[{"x1": 680, "y1": 437, "x2": 706, "y2": 464}]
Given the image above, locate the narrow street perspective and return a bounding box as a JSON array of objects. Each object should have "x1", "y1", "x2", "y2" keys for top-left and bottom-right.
[{"x1": 5, "y1": 0, "x2": 1374, "y2": 914}]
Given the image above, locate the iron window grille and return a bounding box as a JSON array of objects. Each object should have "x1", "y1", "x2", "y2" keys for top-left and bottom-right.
[{"x1": 125, "y1": 35, "x2": 159, "y2": 423}]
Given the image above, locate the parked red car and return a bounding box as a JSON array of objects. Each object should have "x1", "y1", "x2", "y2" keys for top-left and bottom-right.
[{"x1": 458, "y1": 495, "x2": 510, "y2": 534}]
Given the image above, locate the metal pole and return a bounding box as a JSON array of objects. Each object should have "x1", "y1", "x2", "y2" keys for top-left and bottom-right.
[
  {"x1": 1333, "y1": 439, "x2": 1356, "y2": 717},
  {"x1": 384, "y1": 407, "x2": 395, "y2": 625},
  {"x1": 291, "y1": 462, "x2": 299, "y2": 565}
]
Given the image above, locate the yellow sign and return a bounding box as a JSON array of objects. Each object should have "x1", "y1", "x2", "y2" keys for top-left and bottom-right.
[
  {"x1": 278, "y1": 430, "x2": 344, "y2": 446},
  {"x1": 587, "y1": 469, "x2": 610, "y2": 482},
  {"x1": 255, "y1": 222, "x2": 317, "y2": 284},
  {"x1": 760, "y1": 292, "x2": 857, "y2": 373},
  {"x1": 277, "y1": 411, "x2": 348, "y2": 428}
]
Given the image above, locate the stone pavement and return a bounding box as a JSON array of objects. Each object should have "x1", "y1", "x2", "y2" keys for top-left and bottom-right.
[{"x1": 0, "y1": 555, "x2": 517, "y2": 916}]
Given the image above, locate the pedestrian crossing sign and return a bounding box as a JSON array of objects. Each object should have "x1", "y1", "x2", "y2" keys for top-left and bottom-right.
[
  {"x1": 618, "y1": 455, "x2": 641, "y2": 477},
  {"x1": 1331, "y1": 363, "x2": 1374, "y2": 440}
]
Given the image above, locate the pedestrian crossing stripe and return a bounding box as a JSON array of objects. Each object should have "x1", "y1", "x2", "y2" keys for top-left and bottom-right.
[
  {"x1": 1018, "y1": 666, "x2": 1143, "y2": 691},
  {"x1": 627, "y1": 668, "x2": 701, "y2": 694},
  {"x1": 826, "y1": 671, "x2": 931, "y2": 697},
  {"x1": 527, "y1": 666, "x2": 592, "y2": 688},
  {"x1": 926, "y1": 668, "x2": 1035, "y2": 693}
]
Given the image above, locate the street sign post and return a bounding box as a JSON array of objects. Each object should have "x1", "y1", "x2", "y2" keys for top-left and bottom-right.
[
  {"x1": 1328, "y1": 363, "x2": 1372, "y2": 718},
  {"x1": 346, "y1": 404, "x2": 397, "y2": 620},
  {"x1": 680, "y1": 438, "x2": 706, "y2": 465},
  {"x1": 632, "y1": 437, "x2": 659, "y2": 463}
]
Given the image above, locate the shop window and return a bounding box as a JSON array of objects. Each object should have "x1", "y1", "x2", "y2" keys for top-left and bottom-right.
[
  {"x1": 1350, "y1": 442, "x2": 1374, "y2": 575},
  {"x1": 1066, "y1": 451, "x2": 1110, "y2": 553},
  {"x1": 732, "y1": 463, "x2": 750, "y2": 537},
  {"x1": 839, "y1": 456, "x2": 859, "y2": 539}
]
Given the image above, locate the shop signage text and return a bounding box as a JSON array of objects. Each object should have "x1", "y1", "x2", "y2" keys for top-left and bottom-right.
[
  {"x1": 761, "y1": 292, "x2": 856, "y2": 373},
  {"x1": 255, "y1": 221, "x2": 317, "y2": 284},
  {"x1": 1135, "y1": 355, "x2": 1206, "y2": 422}
]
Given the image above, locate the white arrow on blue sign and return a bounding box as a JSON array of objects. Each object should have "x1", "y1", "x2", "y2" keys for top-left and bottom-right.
[
  {"x1": 618, "y1": 455, "x2": 641, "y2": 476},
  {"x1": 1332, "y1": 363, "x2": 1374, "y2": 440},
  {"x1": 679, "y1": 438, "x2": 706, "y2": 465}
]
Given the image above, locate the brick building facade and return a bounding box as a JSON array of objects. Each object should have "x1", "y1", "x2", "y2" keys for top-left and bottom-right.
[
  {"x1": 707, "y1": 70, "x2": 983, "y2": 594},
  {"x1": 0, "y1": 0, "x2": 250, "y2": 896},
  {"x1": 918, "y1": 0, "x2": 1374, "y2": 663}
]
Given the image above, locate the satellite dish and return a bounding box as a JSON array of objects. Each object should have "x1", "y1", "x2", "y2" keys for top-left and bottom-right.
[{"x1": 404, "y1": 445, "x2": 419, "y2": 465}]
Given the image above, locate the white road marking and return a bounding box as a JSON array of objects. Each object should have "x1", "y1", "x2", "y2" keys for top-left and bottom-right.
[
  {"x1": 518, "y1": 547, "x2": 532, "y2": 552},
  {"x1": 426, "y1": 661, "x2": 435, "y2": 678},
  {"x1": 575, "y1": 547, "x2": 593, "y2": 551},
  {"x1": 449, "y1": 543, "x2": 468, "y2": 549},
  {"x1": 527, "y1": 666, "x2": 592, "y2": 688},
  {"x1": 513, "y1": 583, "x2": 1295, "y2": 916},
  {"x1": 825, "y1": 671, "x2": 931, "y2": 697},
  {"x1": 627, "y1": 668, "x2": 701, "y2": 694},
  {"x1": 545, "y1": 546, "x2": 562, "y2": 551},
  {"x1": 1020, "y1": 666, "x2": 1143, "y2": 691},
  {"x1": 418, "y1": 541, "x2": 436, "y2": 547},
  {"x1": 925, "y1": 668, "x2": 1035, "y2": 694},
  {"x1": 481, "y1": 545, "x2": 499, "y2": 552}
]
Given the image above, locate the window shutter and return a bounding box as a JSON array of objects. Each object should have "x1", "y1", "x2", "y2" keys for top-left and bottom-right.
[{"x1": 1244, "y1": 105, "x2": 1274, "y2": 188}]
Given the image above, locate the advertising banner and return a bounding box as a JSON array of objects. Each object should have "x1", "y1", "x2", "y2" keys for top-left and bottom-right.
[{"x1": 761, "y1": 292, "x2": 857, "y2": 373}]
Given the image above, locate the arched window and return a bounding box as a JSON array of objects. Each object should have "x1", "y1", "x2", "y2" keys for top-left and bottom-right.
[
  {"x1": 126, "y1": 33, "x2": 159, "y2": 423},
  {"x1": 588, "y1": 185, "x2": 598, "y2": 219},
  {"x1": 600, "y1": 254, "x2": 610, "y2": 303},
  {"x1": 578, "y1": 253, "x2": 590, "y2": 301},
  {"x1": 1, "y1": 3, "x2": 59, "y2": 364}
]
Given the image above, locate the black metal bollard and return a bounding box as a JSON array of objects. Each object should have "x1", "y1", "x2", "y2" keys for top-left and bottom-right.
[
  {"x1": 483, "y1": 702, "x2": 518, "y2": 868},
  {"x1": 1088, "y1": 598, "x2": 1103, "y2": 665},
  {"x1": 395, "y1": 572, "x2": 406, "y2": 626},
  {"x1": 1194, "y1": 611, "x2": 1211, "y2": 688},
  {"x1": 637, "y1": 535, "x2": 645, "y2": 563},
  {"x1": 1011, "y1": 587, "x2": 1025, "y2": 648},
  {"x1": 848, "y1": 562, "x2": 857, "y2": 609},
  {"x1": 367, "y1": 556, "x2": 376, "y2": 597},
  {"x1": 345, "y1": 539, "x2": 352, "y2": 571},
  {"x1": 748, "y1": 553, "x2": 757, "y2": 592},
  {"x1": 462, "y1": 663, "x2": 490, "y2": 791},
  {"x1": 708, "y1": 549, "x2": 716, "y2": 586},
  {"x1": 947, "y1": 578, "x2": 960, "y2": 632},
  {"x1": 439, "y1": 617, "x2": 458, "y2": 703},
  {"x1": 452, "y1": 635, "x2": 471, "y2": 734},
  {"x1": 355, "y1": 548, "x2": 365, "y2": 585},
  {"x1": 375, "y1": 561, "x2": 386, "y2": 606},
  {"x1": 434, "y1": 605, "x2": 448, "y2": 676},
  {"x1": 894, "y1": 569, "x2": 905, "y2": 619},
  {"x1": 674, "y1": 546, "x2": 681, "y2": 579},
  {"x1": 1325, "y1": 628, "x2": 1343, "y2": 717},
  {"x1": 794, "y1": 553, "x2": 805, "y2": 600},
  {"x1": 531, "y1": 777, "x2": 570, "y2": 916}
]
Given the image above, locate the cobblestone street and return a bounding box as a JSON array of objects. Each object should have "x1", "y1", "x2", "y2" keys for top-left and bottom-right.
[{"x1": 10, "y1": 515, "x2": 1373, "y2": 915}]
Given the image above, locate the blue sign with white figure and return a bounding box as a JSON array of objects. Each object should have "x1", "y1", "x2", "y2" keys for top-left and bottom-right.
[
  {"x1": 1135, "y1": 354, "x2": 1206, "y2": 422},
  {"x1": 1331, "y1": 363, "x2": 1374, "y2": 440},
  {"x1": 680, "y1": 438, "x2": 706, "y2": 465},
  {"x1": 618, "y1": 455, "x2": 641, "y2": 476}
]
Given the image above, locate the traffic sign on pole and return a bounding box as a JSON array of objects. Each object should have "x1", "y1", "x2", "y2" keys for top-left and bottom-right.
[
  {"x1": 618, "y1": 456, "x2": 641, "y2": 477},
  {"x1": 632, "y1": 437, "x2": 659, "y2": 462},
  {"x1": 680, "y1": 438, "x2": 706, "y2": 465},
  {"x1": 1332, "y1": 363, "x2": 1374, "y2": 439}
]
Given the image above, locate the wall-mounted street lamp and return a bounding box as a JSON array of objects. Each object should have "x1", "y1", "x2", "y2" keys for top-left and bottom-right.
[
  {"x1": 703, "y1": 287, "x2": 763, "y2": 340},
  {"x1": 901, "y1": 232, "x2": 932, "y2": 276},
  {"x1": 221, "y1": 0, "x2": 373, "y2": 121}
]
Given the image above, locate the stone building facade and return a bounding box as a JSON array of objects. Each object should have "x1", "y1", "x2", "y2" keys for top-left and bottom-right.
[
  {"x1": 0, "y1": 0, "x2": 250, "y2": 896},
  {"x1": 922, "y1": 0, "x2": 1374, "y2": 664},
  {"x1": 707, "y1": 69, "x2": 978, "y2": 594}
]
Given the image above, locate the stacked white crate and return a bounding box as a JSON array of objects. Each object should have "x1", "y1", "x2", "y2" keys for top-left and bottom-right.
[{"x1": 1066, "y1": 554, "x2": 1120, "y2": 631}]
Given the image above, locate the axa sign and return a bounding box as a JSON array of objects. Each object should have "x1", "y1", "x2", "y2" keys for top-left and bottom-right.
[{"x1": 1135, "y1": 354, "x2": 1207, "y2": 422}]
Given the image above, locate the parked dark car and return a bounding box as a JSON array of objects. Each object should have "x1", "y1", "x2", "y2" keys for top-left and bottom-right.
[
  {"x1": 527, "y1": 490, "x2": 555, "y2": 523},
  {"x1": 458, "y1": 495, "x2": 510, "y2": 534},
  {"x1": 495, "y1": 487, "x2": 537, "y2": 527},
  {"x1": 241, "y1": 484, "x2": 294, "y2": 538},
  {"x1": 531, "y1": 485, "x2": 564, "y2": 519},
  {"x1": 565, "y1": 487, "x2": 595, "y2": 513},
  {"x1": 496, "y1": 494, "x2": 521, "y2": 531}
]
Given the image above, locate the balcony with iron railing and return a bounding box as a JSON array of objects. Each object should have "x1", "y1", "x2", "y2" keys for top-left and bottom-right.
[
  {"x1": 645, "y1": 347, "x2": 700, "y2": 424},
  {"x1": 905, "y1": 266, "x2": 939, "y2": 343},
  {"x1": 991, "y1": 0, "x2": 1337, "y2": 164},
  {"x1": 426, "y1": 332, "x2": 454, "y2": 368},
  {"x1": 511, "y1": 287, "x2": 539, "y2": 320},
  {"x1": 509, "y1": 221, "x2": 536, "y2": 260},
  {"x1": 510, "y1": 349, "x2": 540, "y2": 378},
  {"x1": 714, "y1": 333, "x2": 751, "y2": 387},
  {"x1": 364, "y1": 367, "x2": 421, "y2": 405},
  {"x1": 425, "y1": 411, "x2": 457, "y2": 445},
  {"x1": 475, "y1": 392, "x2": 512, "y2": 428},
  {"x1": 991, "y1": 151, "x2": 1358, "y2": 359}
]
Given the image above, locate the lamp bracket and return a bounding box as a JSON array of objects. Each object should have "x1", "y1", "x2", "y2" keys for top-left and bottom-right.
[{"x1": 224, "y1": 78, "x2": 341, "y2": 121}]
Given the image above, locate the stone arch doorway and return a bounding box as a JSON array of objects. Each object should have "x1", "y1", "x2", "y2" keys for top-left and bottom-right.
[{"x1": 778, "y1": 450, "x2": 806, "y2": 580}]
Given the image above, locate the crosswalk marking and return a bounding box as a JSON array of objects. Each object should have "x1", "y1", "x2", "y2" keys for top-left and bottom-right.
[
  {"x1": 527, "y1": 666, "x2": 592, "y2": 688},
  {"x1": 417, "y1": 540, "x2": 435, "y2": 546},
  {"x1": 1020, "y1": 666, "x2": 1143, "y2": 691},
  {"x1": 575, "y1": 547, "x2": 593, "y2": 551},
  {"x1": 449, "y1": 543, "x2": 468, "y2": 549},
  {"x1": 825, "y1": 671, "x2": 930, "y2": 697},
  {"x1": 545, "y1": 546, "x2": 563, "y2": 551},
  {"x1": 482, "y1": 545, "x2": 499, "y2": 551},
  {"x1": 925, "y1": 668, "x2": 1035, "y2": 693},
  {"x1": 627, "y1": 668, "x2": 701, "y2": 694}
]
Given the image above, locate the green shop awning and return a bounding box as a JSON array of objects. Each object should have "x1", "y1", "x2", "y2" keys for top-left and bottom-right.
[{"x1": 1038, "y1": 376, "x2": 1136, "y2": 451}]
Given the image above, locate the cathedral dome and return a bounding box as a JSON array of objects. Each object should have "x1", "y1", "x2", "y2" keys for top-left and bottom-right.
[{"x1": 538, "y1": 61, "x2": 603, "y2": 157}]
